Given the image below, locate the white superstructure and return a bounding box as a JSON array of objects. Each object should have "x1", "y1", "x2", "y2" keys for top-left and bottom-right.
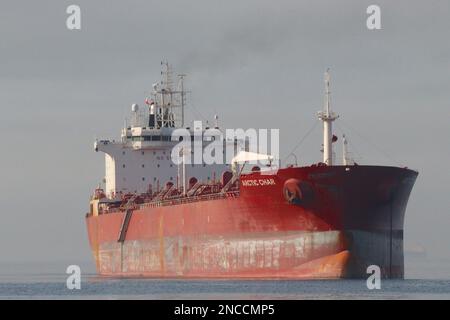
[{"x1": 94, "y1": 63, "x2": 230, "y2": 198}]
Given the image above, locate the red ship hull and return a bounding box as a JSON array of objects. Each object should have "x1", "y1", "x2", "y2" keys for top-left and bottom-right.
[{"x1": 86, "y1": 165, "x2": 417, "y2": 279}]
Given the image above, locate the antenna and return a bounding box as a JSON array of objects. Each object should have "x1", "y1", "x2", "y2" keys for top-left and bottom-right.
[
  {"x1": 161, "y1": 61, "x2": 173, "y2": 91},
  {"x1": 343, "y1": 134, "x2": 348, "y2": 165},
  {"x1": 342, "y1": 134, "x2": 354, "y2": 166},
  {"x1": 324, "y1": 68, "x2": 331, "y2": 116},
  {"x1": 317, "y1": 69, "x2": 339, "y2": 165},
  {"x1": 214, "y1": 114, "x2": 219, "y2": 128},
  {"x1": 178, "y1": 74, "x2": 186, "y2": 127}
]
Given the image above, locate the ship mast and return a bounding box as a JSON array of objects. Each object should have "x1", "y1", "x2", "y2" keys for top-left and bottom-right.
[
  {"x1": 150, "y1": 62, "x2": 187, "y2": 129},
  {"x1": 318, "y1": 69, "x2": 339, "y2": 165}
]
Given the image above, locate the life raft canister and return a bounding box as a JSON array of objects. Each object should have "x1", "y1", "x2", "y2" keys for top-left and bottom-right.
[{"x1": 283, "y1": 178, "x2": 313, "y2": 205}]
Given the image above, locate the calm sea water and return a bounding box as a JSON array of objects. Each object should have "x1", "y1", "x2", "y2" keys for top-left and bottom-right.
[
  {"x1": 1, "y1": 258, "x2": 449, "y2": 299},
  {"x1": 1, "y1": 276, "x2": 450, "y2": 300}
]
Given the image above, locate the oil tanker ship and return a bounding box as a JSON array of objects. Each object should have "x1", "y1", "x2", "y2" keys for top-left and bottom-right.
[{"x1": 86, "y1": 63, "x2": 418, "y2": 279}]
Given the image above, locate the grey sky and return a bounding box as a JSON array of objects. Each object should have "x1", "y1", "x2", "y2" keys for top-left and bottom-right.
[{"x1": 0, "y1": 0, "x2": 449, "y2": 276}]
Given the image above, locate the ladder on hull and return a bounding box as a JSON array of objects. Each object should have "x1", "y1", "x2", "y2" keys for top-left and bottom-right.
[{"x1": 118, "y1": 209, "x2": 133, "y2": 243}]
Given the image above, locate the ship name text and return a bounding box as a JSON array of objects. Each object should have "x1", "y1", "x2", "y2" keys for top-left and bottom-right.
[{"x1": 241, "y1": 178, "x2": 276, "y2": 187}]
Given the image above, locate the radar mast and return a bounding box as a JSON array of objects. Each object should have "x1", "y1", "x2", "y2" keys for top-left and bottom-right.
[{"x1": 318, "y1": 69, "x2": 339, "y2": 165}]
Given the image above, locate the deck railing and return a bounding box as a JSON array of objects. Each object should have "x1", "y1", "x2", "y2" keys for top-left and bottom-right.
[{"x1": 97, "y1": 190, "x2": 240, "y2": 215}]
